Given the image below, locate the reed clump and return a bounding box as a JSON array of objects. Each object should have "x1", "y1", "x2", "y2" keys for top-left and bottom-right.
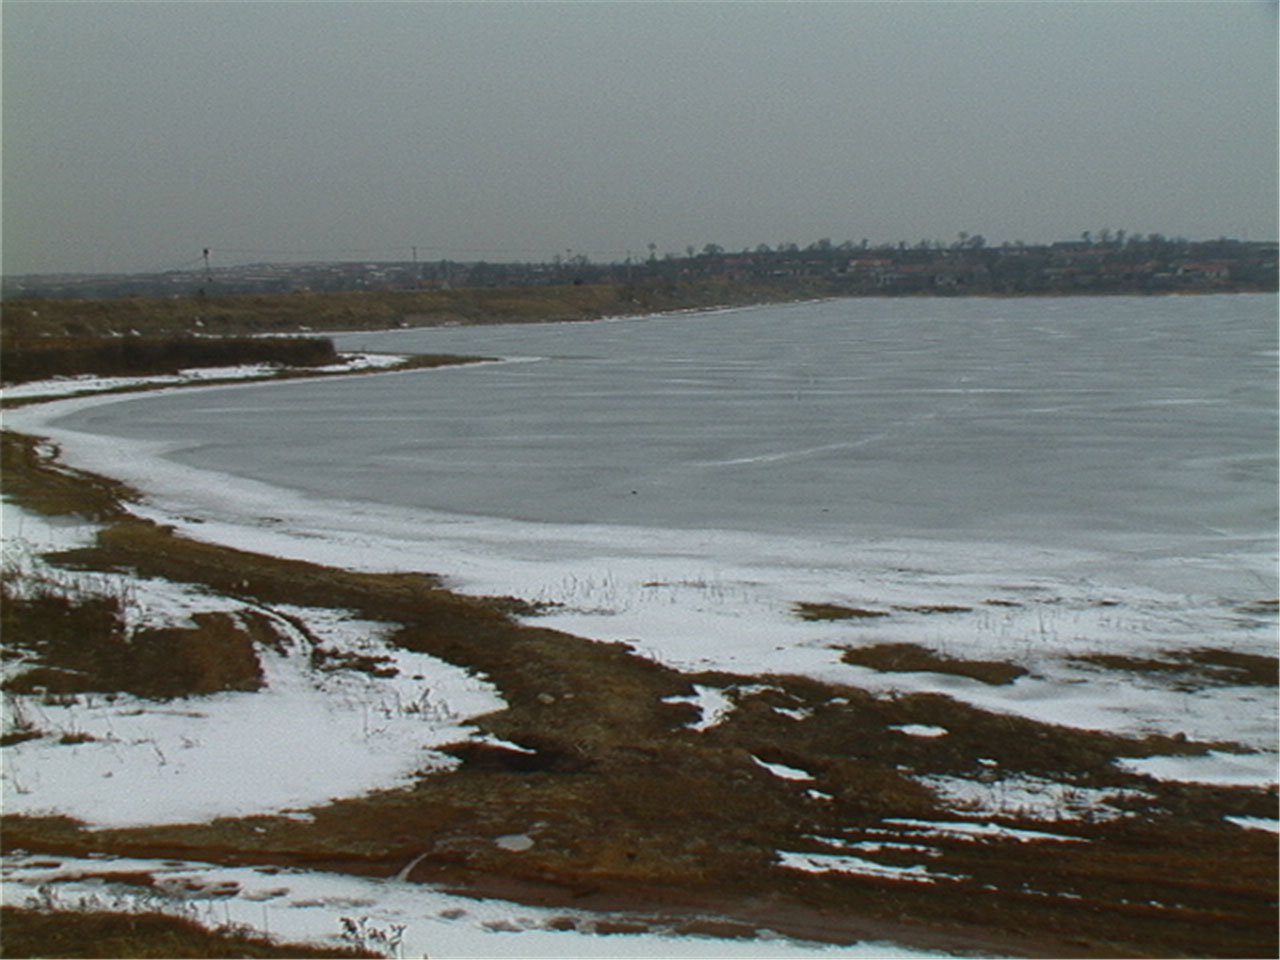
[
  {"x1": 1, "y1": 570, "x2": 263, "y2": 699},
  {"x1": 0, "y1": 906, "x2": 377, "y2": 958},
  {"x1": 1, "y1": 278, "x2": 821, "y2": 340},
  {"x1": 1, "y1": 335, "x2": 338, "y2": 385}
]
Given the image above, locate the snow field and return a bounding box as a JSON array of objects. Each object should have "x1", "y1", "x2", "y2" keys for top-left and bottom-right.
[
  {"x1": 1, "y1": 502, "x2": 504, "y2": 829},
  {"x1": 1, "y1": 853, "x2": 951, "y2": 959}
]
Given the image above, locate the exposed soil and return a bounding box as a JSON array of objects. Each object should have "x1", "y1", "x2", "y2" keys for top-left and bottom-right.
[{"x1": 2, "y1": 421, "x2": 1277, "y2": 958}]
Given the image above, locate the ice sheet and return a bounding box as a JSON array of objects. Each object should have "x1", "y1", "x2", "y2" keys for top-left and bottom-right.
[
  {"x1": 2, "y1": 297, "x2": 1273, "y2": 957},
  {"x1": 4, "y1": 296, "x2": 1276, "y2": 765}
]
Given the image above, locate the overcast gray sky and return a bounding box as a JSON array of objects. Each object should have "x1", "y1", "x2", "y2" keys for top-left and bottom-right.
[{"x1": 3, "y1": 1, "x2": 1276, "y2": 275}]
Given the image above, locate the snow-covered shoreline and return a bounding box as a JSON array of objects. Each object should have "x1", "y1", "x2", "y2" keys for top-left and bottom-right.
[
  {"x1": 0, "y1": 851, "x2": 945, "y2": 960},
  {"x1": 0, "y1": 508, "x2": 958, "y2": 959},
  {"x1": 2, "y1": 363, "x2": 947, "y2": 958},
  {"x1": 2, "y1": 350, "x2": 1275, "y2": 959},
  {"x1": 4, "y1": 355, "x2": 1277, "y2": 771},
  {"x1": 0, "y1": 352, "x2": 411, "y2": 401}
]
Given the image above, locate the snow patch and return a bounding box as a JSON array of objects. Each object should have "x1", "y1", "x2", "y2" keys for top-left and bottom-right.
[
  {"x1": 2, "y1": 852, "x2": 953, "y2": 958},
  {"x1": 880, "y1": 818, "x2": 1087, "y2": 845},
  {"x1": 774, "y1": 706, "x2": 814, "y2": 720},
  {"x1": 1115, "y1": 750, "x2": 1279, "y2": 786},
  {"x1": 888, "y1": 724, "x2": 948, "y2": 738},
  {"x1": 1225, "y1": 816, "x2": 1280, "y2": 833},
  {"x1": 775, "y1": 850, "x2": 966, "y2": 885},
  {"x1": 663, "y1": 684, "x2": 734, "y2": 732},
  {"x1": 0, "y1": 506, "x2": 506, "y2": 829},
  {"x1": 752, "y1": 756, "x2": 814, "y2": 781},
  {"x1": 0, "y1": 354, "x2": 409, "y2": 401},
  {"x1": 494, "y1": 833, "x2": 535, "y2": 852},
  {"x1": 916, "y1": 774, "x2": 1146, "y2": 822}
]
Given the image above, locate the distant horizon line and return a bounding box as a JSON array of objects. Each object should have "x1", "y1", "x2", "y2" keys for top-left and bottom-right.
[{"x1": 5, "y1": 233, "x2": 1277, "y2": 280}]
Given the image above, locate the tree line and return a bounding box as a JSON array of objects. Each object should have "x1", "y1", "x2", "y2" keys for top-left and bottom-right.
[{"x1": 4, "y1": 235, "x2": 1275, "y2": 300}]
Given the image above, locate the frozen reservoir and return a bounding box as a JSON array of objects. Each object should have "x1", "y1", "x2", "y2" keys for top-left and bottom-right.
[{"x1": 25, "y1": 294, "x2": 1278, "y2": 751}]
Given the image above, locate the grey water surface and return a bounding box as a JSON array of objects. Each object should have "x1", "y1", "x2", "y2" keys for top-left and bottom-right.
[{"x1": 51, "y1": 295, "x2": 1277, "y2": 599}]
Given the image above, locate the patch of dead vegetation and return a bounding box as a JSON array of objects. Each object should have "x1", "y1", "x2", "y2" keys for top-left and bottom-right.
[
  {"x1": 0, "y1": 335, "x2": 339, "y2": 386},
  {"x1": 1, "y1": 571, "x2": 264, "y2": 699},
  {"x1": 796, "y1": 602, "x2": 978, "y2": 621},
  {"x1": 1070, "y1": 647, "x2": 1278, "y2": 689},
  {"x1": 2, "y1": 431, "x2": 138, "y2": 520},
  {"x1": 838, "y1": 641, "x2": 1028, "y2": 685},
  {"x1": 0, "y1": 730, "x2": 44, "y2": 747},
  {"x1": 0, "y1": 906, "x2": 377, "y2": 958},
  {"x1": 1184, "y1": 648, "x2": 1278, "y2": 685},
  {"x1": 1236, "y1": 598, "x2": 1279, "y2": 615},
  {"x1": 0, "y1": 279, "x2": 825, "y2": 342},
  {"x1": 793, "y1": 601, "x2": 889, "y2": 620},
  {"x1": 310, "y1": 647, "x2": 398, "y2": 678}
]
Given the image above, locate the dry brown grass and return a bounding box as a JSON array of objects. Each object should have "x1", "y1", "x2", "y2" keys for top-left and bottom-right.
[
  {"x1": 839, "y1": 641, "x2": 1029, "y2": 685},
  {"x1": 0, "y1": 906, "x2": 377, "y2": 958},
  {"x1": 1, "y1": 565, "x2": 264, "y2": 699},
  {"x1": 0, "y1": 278, "x2": 821, "y2": 340},
  {"x1": 1, "y1": 430, "x2": 139, "y2": 519},
  {"x1": 0, "y1": 335, "x2": 338, "y2": 386},
  {"x1": 793, "y1": 601, "x2": 890, "y2": 620},
  {"x1": 1071, "y1": 648, "x2": 1279, "y2": 689},
  {"x1": 4, "y1": 609, "x2": 265, "y2": 700}
]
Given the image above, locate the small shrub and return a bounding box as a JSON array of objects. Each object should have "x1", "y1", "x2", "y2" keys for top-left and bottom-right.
[
  {"x1": 1183, "y1": 647, "x2": 1279, "y2": 686},
  {"x1": 311, "y1": 647, "x2": 398, "y2": 678},
  {"x1": 0, "y1": 905, "x2": 378, "y2": 958},
  {"x1": 1070, "y1": 648, "x2": 1279, "y2": 688},
  {"x1": 2, "y1": 570, "x2": 263, "y2": 698},
  {"x1": 794, "y1": 602, "x2": 890, "y2": 621},
  {"x1": 0, "y1": 729, "x2": 44, "y2": 747},
  {"x1": 0, "y1": 335, "x2": 338, "y2": 385}
]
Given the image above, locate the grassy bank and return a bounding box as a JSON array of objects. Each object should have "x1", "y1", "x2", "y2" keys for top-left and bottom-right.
[
  {"x1": 1, "y1": 335, "x2": 339, "y2": 386},
  {"x1": 0, "y1": 278, "x2": 817, "y2": 391},
  {"x1": 1, "y1": 278, "x2": 828, "y2": 340},
  {"x1": 2, "y1": 414, "x2": 1277, "y2": 958},
  {"x1": 0, "y1": 906, "x2": 378, "y2": 959}
]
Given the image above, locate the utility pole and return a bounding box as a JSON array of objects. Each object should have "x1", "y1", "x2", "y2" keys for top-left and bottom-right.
[
  {"x1": 200, "y1": 248, "x2": 211, "y2": 297},
  {"x1": 411, "y1": 246, "x2": 418, "y2": 288}
]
